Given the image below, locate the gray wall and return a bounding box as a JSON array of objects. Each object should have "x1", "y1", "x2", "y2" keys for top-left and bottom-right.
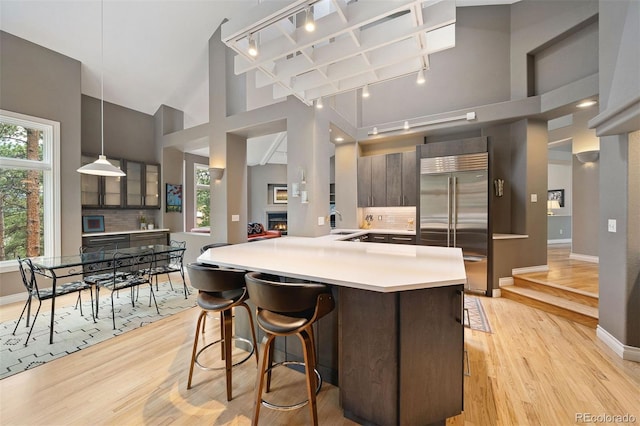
[
  {"x1": 162, "y1": 147, "x2": 184, "y2": 232},
  {"x1": 548, "y1": 216, "x2": 571, "y2": 241},
  {"x1": 594, "y1": 0, "x2": 640, "y2": 351},
  {"x1": 247, "y1": 164, "x2": 287, "y2": 225},
  {"x1": 572, "y1": 157, "x2": 599, "y2": 255},
  {"x1": 0, "y1": 31, "x2": 82, "y2": 298},
  {"x1": 361, "y1": 5, "x2": 512, "y2": 127},
  {"x1": 81, "y1": 95, "x2": 156, "y2": 163}
]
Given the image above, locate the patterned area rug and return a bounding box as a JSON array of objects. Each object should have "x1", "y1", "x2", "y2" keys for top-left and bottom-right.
[
  {"x1": 463, "y1": 295, "x2": 492, "y2": 333},
  {"x1": 0, "y1": 284, "x2": 197, "y2": 380}
]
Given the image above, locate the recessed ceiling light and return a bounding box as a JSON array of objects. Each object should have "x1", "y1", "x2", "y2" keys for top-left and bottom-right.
[
  {"x1": 577, "y1": 100, "x2": 597, "y2": 108},
  {"x1": 335, "y1": 136, "x2": 344, "y2": 142},
  {"x1": 416, "y1": 69, "x2": 426, "y2": 85}
]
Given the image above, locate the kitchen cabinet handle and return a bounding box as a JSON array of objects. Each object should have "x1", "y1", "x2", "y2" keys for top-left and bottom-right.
[
  {"x1": 373, "y1": 236, "x2": 386, "y2": 240},
  {"x1": 391, "y1": 237, "x2": 412, "y2": 241}
]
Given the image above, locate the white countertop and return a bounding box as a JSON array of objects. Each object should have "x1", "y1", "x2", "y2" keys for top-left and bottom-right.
[
  {"x1": 82, "y1": 228, "x2": 170, "y2": 238},
  {"x1": 197, "y1": 236, "x2": 466, "y2": 293}
]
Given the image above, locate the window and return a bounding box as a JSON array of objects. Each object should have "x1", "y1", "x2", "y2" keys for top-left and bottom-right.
[
  {"x1": 0, "y1": 110, "x2": 60, "y2": 270},
  {"x1": 195, "y1": 164, "x2": 210, "y2": 229}
]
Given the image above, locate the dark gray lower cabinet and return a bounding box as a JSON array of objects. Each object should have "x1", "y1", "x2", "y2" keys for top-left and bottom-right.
[
  {"x1": 341, "y1": 285, "x2": 464, "y2": 425},
  {"x1": 81, "y1": 233, "x2": 130, "y2": 250}
]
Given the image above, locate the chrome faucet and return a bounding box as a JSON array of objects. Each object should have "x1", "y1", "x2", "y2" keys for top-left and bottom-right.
[{"x1": 334, "y1": 210, "x2": 342, "y2": 221}]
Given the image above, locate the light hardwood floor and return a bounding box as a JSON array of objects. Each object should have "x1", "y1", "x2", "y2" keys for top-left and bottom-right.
[
  {"x1": 1, "y1": 282, "x2": 638, "y2": 425},
  {"x1": 518, "y1": 244, "x2": 599, "y2": 295}
]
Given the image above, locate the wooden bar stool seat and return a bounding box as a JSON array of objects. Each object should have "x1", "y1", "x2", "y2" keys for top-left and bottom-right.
[
  {"x1": 244, "y1": 272, "x2": 335, "y2": 426},
  {"x1": 186, "y1": 263, "x2": 259, "y2": 401}
]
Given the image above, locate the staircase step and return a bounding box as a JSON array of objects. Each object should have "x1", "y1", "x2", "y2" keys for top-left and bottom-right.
[
  {"x1": 502, "y1": 285, "x2": 598, "y2": 328},
  {"x1": 513, "y1": 275, "x2": 598, "y2": 308}
]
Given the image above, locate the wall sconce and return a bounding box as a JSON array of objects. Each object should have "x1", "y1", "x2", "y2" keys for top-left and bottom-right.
[
  {"x1": 575, "y1": 150, "x2": 599, "y2": 163},
  {"x1": 209, "y1": 167, "x2": 225, "y2": 180}
]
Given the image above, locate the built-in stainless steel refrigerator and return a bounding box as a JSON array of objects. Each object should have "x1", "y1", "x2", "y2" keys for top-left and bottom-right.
[{"x1": 419, "y1": 152, "x2": 488, "y2": 293}]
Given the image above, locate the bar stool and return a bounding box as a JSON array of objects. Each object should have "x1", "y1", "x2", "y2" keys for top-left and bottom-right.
[
  {"x1": 186, "y1": 263, "x2": 259, "y2": 401},
  {"x1": 244, "y1": 272, "x2": 335, "y2": 426}
]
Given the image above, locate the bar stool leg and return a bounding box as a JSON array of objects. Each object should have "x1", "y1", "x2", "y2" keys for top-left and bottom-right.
[
  {"x1": 239, "y1": 302, "x2": 260, "y2": 365},
  {"x1": 223, "y1": 308, "x2": 233, "y2": 401},
  {"x1": 254, "y1": 334, "x2": 276, "y2": 426},
  {"x1": 187, "y1": 310, "x2": 206, "y2": 389},
  {"x1": 300, "y1": 328, "x2": 319, "y2": 426},
  {"x1": 265, "y1": 339, "x2": 275, "y2": 392}
]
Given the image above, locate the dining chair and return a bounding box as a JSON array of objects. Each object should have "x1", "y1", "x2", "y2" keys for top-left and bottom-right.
[
  {"x1": 95, "y1": 248, "x2": 159, "y2": 329},
  {"x1": 12, "y1": 257, "x2": 95, "y2": 346},
  {"x1": 148, "y1": 240, "x2": 188, "y2": 298}
]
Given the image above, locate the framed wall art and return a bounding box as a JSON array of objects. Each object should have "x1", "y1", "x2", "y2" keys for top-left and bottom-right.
[
  {"x1": 273, "y1": 186, "x2": 288, "y2": 204},
  {"x1": 547, "y1": 189, "x2": 565, "y2": 207},
  {"x1": 166, "y1": 183, "x2": 183, "y2": 212}
]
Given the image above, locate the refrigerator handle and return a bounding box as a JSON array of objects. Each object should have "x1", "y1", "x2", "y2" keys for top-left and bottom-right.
[
  {"x1": 452, "y1": 175, "x2": 457, "y2": 248},
  {"x1": 447, "y1": 175, "x2": 451, "y2": 247}
]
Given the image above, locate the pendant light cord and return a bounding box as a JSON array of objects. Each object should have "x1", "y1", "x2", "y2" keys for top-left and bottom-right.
[{"x1": 100, "y1": 0, "x2": 105, "y2": 157}]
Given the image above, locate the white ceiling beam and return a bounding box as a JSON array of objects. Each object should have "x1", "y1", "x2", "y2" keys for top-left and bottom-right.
[{"x1": 259, "y1": 131, "x2": 287, "y2": 166}]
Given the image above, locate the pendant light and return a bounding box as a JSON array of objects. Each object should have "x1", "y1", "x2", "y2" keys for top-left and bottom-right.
[
  {"x1": 77, "y1": 0, "x2": 125, "y2": 177},
  {"x1": 362, "y1": 84, "x2": 370, "y2": 98},
  {"x1": 416, "y1": 68, "x2": 426, "y2": 85},
  {"x1": 247, "y1": 33, "x2": 258, "y2": 57},
  {"x1": 304, "y1": 7, "x2": 316, "y2": 32}
]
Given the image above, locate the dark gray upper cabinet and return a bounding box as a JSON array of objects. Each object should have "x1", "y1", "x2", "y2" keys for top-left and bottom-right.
[
  {"x1": 359, "y1": 151, "x2": 416, "y2": 208},
  {"x1": 124, "y1": 160, "x2": 161, "y2": 209},
  {"x1": 358, "y1": 155, "x2": 387, "y2": 207},
  {"x1": 402, "y1": 150, "x2": 417, "y2": 206},
  {"x1": 386, "y1": 153, "x2": 403, "y2": 206}
]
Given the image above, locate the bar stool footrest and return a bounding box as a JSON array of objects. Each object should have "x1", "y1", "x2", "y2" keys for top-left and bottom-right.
[
  {"x1": 195, "y1": 336, "x2": 255, "y2": 371},
  {"x1": 260, "y1": 361, "x2": 322, "y2": 411}
]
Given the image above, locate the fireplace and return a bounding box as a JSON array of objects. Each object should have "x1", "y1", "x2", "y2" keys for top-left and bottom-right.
[{"x1": 267, "y1": 211, "x2": 287, "y2": 235}]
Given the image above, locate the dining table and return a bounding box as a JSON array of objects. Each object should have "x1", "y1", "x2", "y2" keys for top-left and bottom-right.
[{"x1": 29, "y1": 244, "x2": 183, "y2": 344}]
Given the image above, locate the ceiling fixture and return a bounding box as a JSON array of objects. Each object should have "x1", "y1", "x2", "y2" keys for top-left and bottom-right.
[
  {"x1": 404, "y1": 121, "x2": 410, "y2": 130},
  {"x1": 372, "y1": 127, "x2": 378, "y2": 135},
  {"x1": 335, "y1": 136, "x2": 344, "y2": 142},
  {"x1": 247, "y1": 34, "x2": 258, "y2": 57},
  {"x1": 577, "y1": 100, "x2": 597, "y2": 108},
  {"x1": 315, "y1": 97, "x2": 323, "y2": 109},
  {"x1": 416, "y1": 68, "x2": 426, "y2": 85},
  {"x1": 77, "y1": 0, "x2": 125, "y2": 178},
  {"x1": 222, "y1": 0, "x2": 456, "y2": 105},
  {"x1": 304, "y1": 7, "x2": 316, "y2": 32},
  {"x1": 362, "y1": 84, "x2": 370, "y2": 99}
]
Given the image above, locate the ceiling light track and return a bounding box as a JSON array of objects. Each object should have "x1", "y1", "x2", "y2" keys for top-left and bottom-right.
[{"x1": 368, "y1": 111, "x2": 477, "y2": 136}]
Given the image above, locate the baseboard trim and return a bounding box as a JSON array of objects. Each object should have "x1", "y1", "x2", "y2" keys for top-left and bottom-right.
[
  {"x1": 512, "y1": 265, "x2": 549, "y2": 275},
  {"x1": 0, "y1": 292, "x2": 26, "y2": 306},
  {"x1": 548, "y1": 238, "x2": 572, "y2": 244},
  {"x1": 597, "y1": 326, "x2": 640, "y2": 362},
  {"x1": 570, "y1": 253, "x2": 599, "y2": 263},
  {"x1": 492, "y1": 288, "x2": 502, "y2": 298},
  {"x1": 499, "y1": 277, "x2": 514, "y2": 287}
]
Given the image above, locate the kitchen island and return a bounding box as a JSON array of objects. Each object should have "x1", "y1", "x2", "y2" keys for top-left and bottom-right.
[{"x1": 198, "y1": 237, "x2": 467, "y2": 425}]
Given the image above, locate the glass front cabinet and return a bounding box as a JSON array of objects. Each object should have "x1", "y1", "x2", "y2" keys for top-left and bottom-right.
[
  {"x1": 124, "y1": 160, "x2": 160, "y2": 209},
  {"x1": 80, "y1": 155, "x2": 123, "y2": 208}
]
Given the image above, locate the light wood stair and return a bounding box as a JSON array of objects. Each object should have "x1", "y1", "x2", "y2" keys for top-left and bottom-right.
[{"x1": 501, "y1": 275, "x2": 598, "y2": 328}]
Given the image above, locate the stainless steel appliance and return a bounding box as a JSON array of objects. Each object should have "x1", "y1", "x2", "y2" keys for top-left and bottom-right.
[{"x1": 419, "y1": 152, "x2": 488, "y2": 293}]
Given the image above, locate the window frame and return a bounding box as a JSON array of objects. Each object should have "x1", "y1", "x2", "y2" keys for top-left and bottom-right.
[{"x1": 0, "y1": 109, "x2": 61, "y2": 272}]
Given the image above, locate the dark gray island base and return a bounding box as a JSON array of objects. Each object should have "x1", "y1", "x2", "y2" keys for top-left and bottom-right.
[
  {"x1": 340, "y1": 285, "x2": 464, "y2": 425},
  {"x1": 197, "y1": 238, "x2": 466, "y2": 425}
]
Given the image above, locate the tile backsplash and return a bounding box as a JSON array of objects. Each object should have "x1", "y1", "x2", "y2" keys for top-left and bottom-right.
[
  {"x1": 82, "y1": 209, "x2": 160, "y2": 233},
  {"x1": 359, "y1": 207, "x2": 416, "y2": 231}
]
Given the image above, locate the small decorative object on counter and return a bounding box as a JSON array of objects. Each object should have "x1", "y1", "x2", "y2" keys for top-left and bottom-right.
[
  {"x1": 147, "y1": 223, "x2": 154, "y2": 230},
  {"x1": 139, "y1": 215, "x2": 147, "y2": 230},
  {"x1": 407, "y1": 218, "x2": 415, "y2": 231}
]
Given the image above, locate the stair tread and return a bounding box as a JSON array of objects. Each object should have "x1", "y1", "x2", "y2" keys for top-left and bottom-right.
[
  {"x1": 502, "y1": 285, "x2": 598, "y2": 318},
  {"x1": 513, "y1": 275, "x2": 598, "y2": 299}
]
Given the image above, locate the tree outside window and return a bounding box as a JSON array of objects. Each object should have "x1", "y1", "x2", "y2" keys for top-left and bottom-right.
[
  {"x1": 195, "y1": 165, "x2": 210, "y2": 228},
  {"x1": 0, "y1": 111, "x2": 59, "y2": 264}
]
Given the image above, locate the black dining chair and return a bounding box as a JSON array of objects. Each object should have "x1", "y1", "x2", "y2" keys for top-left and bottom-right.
[
  {"x1": 95, "y1": 248, "x2": 159, "y2": 329},
  {"x1": 148, "y1": 240, "x2": 188, "y2": 298},
  {"x1": 12, "y1": 257, "x2": 95, "y2": 346}
]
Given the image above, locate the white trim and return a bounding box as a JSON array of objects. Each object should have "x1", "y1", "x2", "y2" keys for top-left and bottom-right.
[
  {"x1": 512, "y1": 265, "x2": 549, "y2": 275},
  {"x1": 597, "y1": 326, "x2": 640, "y2": 362},
  {"x1": 548, "y1": 238, "x2": 572, "y2": 244},
  {"x1": 570, "y1": 253, "x2": 599, "y2": 263},
  {"x1": 492, "y1": 288, "x2": 502, "y2": 297},
  {"x1": 499, "y1": 277, "x2": 514, "y2": 287},
  {"x1": 0, "y1": 292, "x2": 27, "y2": 306}
]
